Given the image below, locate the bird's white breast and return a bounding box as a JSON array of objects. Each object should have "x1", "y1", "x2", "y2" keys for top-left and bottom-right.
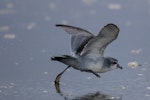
[{"x1": 78, "y1": 56, "x2": 104, "y2": 73}]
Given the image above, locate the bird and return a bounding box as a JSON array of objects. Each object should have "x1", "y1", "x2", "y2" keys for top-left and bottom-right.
[{"x1": 51, "y1": 23, "x2": 123, "y2": 84}]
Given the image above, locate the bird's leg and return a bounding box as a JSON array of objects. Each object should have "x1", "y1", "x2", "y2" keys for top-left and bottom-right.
[
  {"x1": 82, "y1": 70, "x2": 100, "y2": 78},
  {"x1": 54, "y1": 66, "x2": 71, "y2": 99},
  {"x1": 89, "y1": 70, "x2": 100, "y2": 78},
  {"x1": 54, "y1": 66, "x2": 71, "y2": 85}
]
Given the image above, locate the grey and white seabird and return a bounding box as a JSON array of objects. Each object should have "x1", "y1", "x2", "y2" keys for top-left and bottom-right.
[{"x1": 51, "y1": 23, "x2": 123, "y2": 84}]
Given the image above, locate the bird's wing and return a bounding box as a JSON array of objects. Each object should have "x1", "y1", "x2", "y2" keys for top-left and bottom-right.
[
  {"x1": 56, "y1": 24, "x2": 94, "y2": 56},
  {"x1": 81, "y1": 24, "x2": 119, "y2": 57}
]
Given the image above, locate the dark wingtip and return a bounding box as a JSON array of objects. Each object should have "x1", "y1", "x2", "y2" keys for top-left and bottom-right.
[
  {"x1": 107, "y1": 23, "x2": 117, "y2": 27},
  {"x1": 106, "y1": 23, "x2": 119, "y2": 31}
]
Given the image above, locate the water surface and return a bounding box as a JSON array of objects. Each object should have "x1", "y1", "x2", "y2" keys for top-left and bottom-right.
[{"x1": 0, "y1": 0, "x2": 150, "y2": 100}]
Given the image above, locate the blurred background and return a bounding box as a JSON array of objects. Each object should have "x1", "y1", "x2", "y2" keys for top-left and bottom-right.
[{"x1": 0, "y1": 0, "x2": 150, "y2": 100}]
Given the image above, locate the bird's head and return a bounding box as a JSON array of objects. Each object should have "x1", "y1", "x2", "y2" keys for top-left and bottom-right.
[{"x1": 104, "y1": 57, "x2": 123, "y2": 70}]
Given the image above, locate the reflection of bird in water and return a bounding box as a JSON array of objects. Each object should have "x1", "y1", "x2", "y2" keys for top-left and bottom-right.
[
  {"x1": 72, "y1": 92, "x2": 122, "y2": 100},
  {"x1": 51, "y1": 23, "x2": 123, "y2": 84},
  {"x1": 55, "y1": 82, "x2": 122, "y2": 100}
]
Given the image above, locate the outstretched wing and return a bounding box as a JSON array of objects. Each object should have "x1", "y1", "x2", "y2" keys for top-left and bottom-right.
[
  {"x1": 56, "y1": 24, "x2": 94, "y2": 56},
  {"x1": 81, "y1": 24, "x2": 119, "y2": 56}
]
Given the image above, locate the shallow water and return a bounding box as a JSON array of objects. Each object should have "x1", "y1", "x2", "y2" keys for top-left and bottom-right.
[
  {"x1": 0, "y1": 65, "x2": 150, "y2": 100},
  {"x1": 0, "y1": 0, "x2": 150, "y2": 100}
]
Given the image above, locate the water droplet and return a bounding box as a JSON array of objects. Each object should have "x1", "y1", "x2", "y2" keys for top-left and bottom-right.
[
  {"x1": 137, "y1": 73, "x2": 143, "y2": 76},
  {"x1": 67, "y1": 92, "x2": 72, "y2": 96},
  {"x1": 61, "y1": 20, "x2": 68, "y2": 25},
  {"x1": 44, "y1": 72, "x2": 48, "y2": 75},
  {"x1": 146, "y1": 87, "x2": 150, "y2": 90},
  {"x1": 10, "y1": 82, "x2": 15, "y2": 86},
  {"x1": 0, "y1": 26, "x2": 10, "y2": 31},
  {"x1": 107, "y1": 3, "x2": 122, "y2": 10},
  {"x1": 27, "y1": 22, "x2": 36, "y2": 30},
  {"x1": 86, "y1": 76, "x2": 91, "y2": 80},
  {"x1": 14, "y1": 62, "x2": 19, "y2": 66},
  {"x1": 4, "y1": 34, "x2": 16, "y2": 39},
  {"x1": 42, "y1": 90, "x2": 48, "y2": 94},
  {"x1": 109, "y1": 96, "x2": 115, "y2": 99},
  {"x1": 131, "y1": 48, "x2": 142, "y2": 54},
  {"x1": 145, "y1": 94, "x2": 150, "y2": 97},
  {"x1": 121, "y1": 85, "x2": 126, "y2": 90},
  {"x1": 128, "y1": 61, "x2": 141, "y2": 69},
  {"x1": 82, "y1": 0, "x2": 96, "y2": 5}
]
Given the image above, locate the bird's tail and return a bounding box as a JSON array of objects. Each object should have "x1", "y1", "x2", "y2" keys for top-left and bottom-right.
[{"x1": 51, "y1": 55, "x2": 77, "y2": 67}]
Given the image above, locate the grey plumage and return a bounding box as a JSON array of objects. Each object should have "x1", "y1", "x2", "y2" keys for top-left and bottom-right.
[
  {"x1": 51, "y1": 55, "x2": 78, "y2": 69},
  {"x1": 56, "y1": 24, "x2": 94, "y2": 56},
  {"x1": 52, "y1": 23, "x2": 122, "y2": 83}
]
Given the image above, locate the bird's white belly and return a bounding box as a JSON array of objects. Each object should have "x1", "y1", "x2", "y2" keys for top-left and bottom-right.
[{"x1": 85, "y1": 62, "x2": 103, "y2": 73}]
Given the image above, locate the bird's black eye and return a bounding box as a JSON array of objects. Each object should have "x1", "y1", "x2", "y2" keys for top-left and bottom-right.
[{"x1": 112, "y1": 61, "x2": 117, "y2": 64}]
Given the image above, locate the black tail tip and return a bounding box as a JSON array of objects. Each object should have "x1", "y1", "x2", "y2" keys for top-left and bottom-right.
[
  {"x1": 51, "y1": 57, "x2": 56, "y2": 60},
  {"x1": 51, "y1": 56, "x2": 63, "y2": 61},
  {"x1": 51, "y1": 56, "x2": 65, "y2": 61}
]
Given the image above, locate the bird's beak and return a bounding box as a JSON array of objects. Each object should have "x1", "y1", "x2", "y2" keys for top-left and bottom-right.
[{"x1": 117, "y1": 64, "x2": 123, "y2": 69}]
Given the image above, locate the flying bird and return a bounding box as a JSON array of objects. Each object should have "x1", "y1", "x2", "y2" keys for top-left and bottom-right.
[{"x1": 51, "y1": 23, "x2": 122, "y2": 84}]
